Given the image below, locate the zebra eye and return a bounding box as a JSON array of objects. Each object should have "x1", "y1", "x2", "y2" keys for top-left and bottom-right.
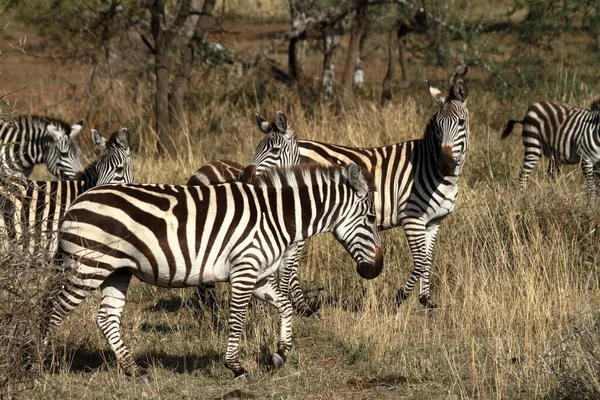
[
  {"x1": 115, "y1": 167, "x2": 124, "y2": 174},
  {"x1": 458, "y1": 118, "x2": 466, "y2": 126},
  {"x1": 271, "y1": 146, "x2": 281, "y2": 154},
  {"x1": 366, "y1": 214, "x2": 376, "y2": 224}
]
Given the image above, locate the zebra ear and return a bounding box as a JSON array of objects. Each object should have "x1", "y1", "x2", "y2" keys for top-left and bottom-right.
[
  {"x1": 116, "y1": 127, "x2": 130, "y2": 150},
  {"x1": 449, "y1": 79, "x2": 468, "y2": 103},
  {"x1": 346, "y1": 162, "x2": 369, "y2": 198},
  {"x1": 427, "y1": 80, "x2": 446, "y2": 105},
  {"x1": 47, "y1": 124, "x2": 65, "y2": 141},
  {"x1": 254, "y1": 113, "x2": 270, "y2": 134},
  {"x1": 70, "y1": 121, "x2": 83, "y2": 138},
  {"x1": 91, "y1": 129, "x2": 107, "y2": 152}
]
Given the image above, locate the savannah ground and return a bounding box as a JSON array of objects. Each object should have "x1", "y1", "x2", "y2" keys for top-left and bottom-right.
[{"x1": 1, "y1": 1, "x2": 600, "y2": 399}]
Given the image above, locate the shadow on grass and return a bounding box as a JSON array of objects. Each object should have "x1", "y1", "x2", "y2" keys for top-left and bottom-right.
[{"x1": 47, "y1": 346, "x2": 222, "y2": 375}]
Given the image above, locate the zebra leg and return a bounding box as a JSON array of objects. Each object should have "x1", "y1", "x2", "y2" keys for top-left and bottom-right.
[
  {"x1": 581, "y1": 157, "x2": 597, "y2": 203},
  {"x1": 396, "y1": 220, "x2": 427, "y2": 307},
  {"x1": 417, "y1": 223, "x2": 441, "y2": 309},
  {"x1": 224, "y1": 264, "x2": 259, "y2": 379},
  {"x1": 40, "y1": 262, "x2": 104, "y2": 360},
  {"x1": 278, "y1": 241, "x2": 318, "y2": 319},
  {"x1": 96, "y1": 270, "x2": 140, "y2": 378},
  {"x1": 252, "y1": 278, "x2": 294, "y2": 372},
  {"x1": 519, "y1": 141, "x2": 542, "y2": 191},
  {"x1": 546, "y1": 156, "x2": 557, "y2": 181}
]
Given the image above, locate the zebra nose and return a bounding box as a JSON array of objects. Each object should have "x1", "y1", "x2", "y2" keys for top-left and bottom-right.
[
  {"x1": 356, "y1": 247, "x2": 383, "y2": 280},
  {"x1": 438, "y1": 146, "x2": 457, "y2": 175}
]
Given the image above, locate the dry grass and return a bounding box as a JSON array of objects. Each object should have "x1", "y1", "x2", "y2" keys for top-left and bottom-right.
[{"x1": 1, "y1": 12, "x2": 600, "y2": 400}]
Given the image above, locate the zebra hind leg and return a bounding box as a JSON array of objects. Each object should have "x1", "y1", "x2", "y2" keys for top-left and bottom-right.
[
  {"x1": 252, "y1": 278, "x2": 294, "y2": 372},
  {"x1": 95, "y1": 270, "x2": 141, "y2": 379}
]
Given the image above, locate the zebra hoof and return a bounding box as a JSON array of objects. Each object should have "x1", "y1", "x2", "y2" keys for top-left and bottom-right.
[
  {"x1": 234, "y1": 372, "x2": 249, "y2": 381},
  {"x1": 271, "y1": 353, "x2": 286, "y2": 371},
  {"x1": 307, "y1": 311, "x2": 321, "y2": 320},
  {"x1": 418, "y1": 296, "x2": 438, "y2": 309},
  {"x1": 139, "y1": 373, "x2": 153, "y2": 383},
  {"x1": 395, "y1": 291, "x2": 409, "y2": 307}
]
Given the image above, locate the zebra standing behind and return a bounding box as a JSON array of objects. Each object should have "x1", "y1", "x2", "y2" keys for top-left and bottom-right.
[
  {"x1": 502, "y1": 99, "x2": 600, "y2": 199},
  {"x1": 0, "y1": 116, "x2": 84, "y2": 180},
  {"x1": 188, "y1": 79, "x2": 470, "y2": 310},
  {"x1": 40, "y1": 163, "x2": 382, "y2": 379},
  {"x1": 0, "y1": 127, "x2": 133, "y2": 255}
]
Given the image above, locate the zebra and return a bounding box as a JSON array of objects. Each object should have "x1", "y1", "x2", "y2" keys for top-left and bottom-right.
[
  {"x1": 502, "y1": 100, "x2": 600, "y2": 200},
  {"x1": 189, "y1": 79, "x2": 470, "y2": 310},
  {"x1": 0, "y1": 115, "x2": 84, "y2": 180},
  {"x1": 0, "y1": 127, "x2": 133, "y2": 255},
  {"x1": 40, "y1": 163, "x2": 383, "y2": 379}
]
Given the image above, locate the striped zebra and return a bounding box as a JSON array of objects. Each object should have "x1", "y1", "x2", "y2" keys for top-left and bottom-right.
[
  {"x1": 502, "y1": 100, "x2": 600, "y2": 199},
  {"x1": 40, "y1": 163, "x2": 382, "y2": 379},
  {"x1": 189, "y1": 79, "x2": 470, "y2": 309},
  {"x1": 0, "y1": 127, "x2": 133, "y2": 255},
  {"x1": 0, "y1": 116, "x2": 84, "y2": 180}
]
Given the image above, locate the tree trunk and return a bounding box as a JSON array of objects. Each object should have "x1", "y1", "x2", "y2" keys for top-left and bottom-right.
[
  {"x1": 288, "y1": 0, "x2": 306, "y2": 85},
  {"x1": 398, "y1": 35, "x2": 409, "y2": 83},
  {"x1": 171, "y1": 0, "x2": 216, "y2": 132},
  {"x1": 341, "y1": 0, "x2": 368, "y2": 93},
  {"x1": 381, "y1": 22, "x2": 399, "y2": 107},
  {"x1": 321, "y1": 30, "x2": 340, "y2": 100},
  {"x1": 155, "y1": 39, "x2": 176, "y2": 156}
]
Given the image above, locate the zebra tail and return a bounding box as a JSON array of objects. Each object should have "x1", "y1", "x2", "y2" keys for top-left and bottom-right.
[{"x1": 501, "y1": 119, "x2": 523, "y2": 139}]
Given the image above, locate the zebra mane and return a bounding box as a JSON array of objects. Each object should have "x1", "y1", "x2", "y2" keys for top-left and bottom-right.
[
  {"x1": 75, "y1": 130, "x2": 123, "y2": 182},
  {"x1": 590, "y1": 99, "x2": 600, "y2": 111},
  {"x1": 20, "y1": 115, "x2": 73, "y2": 133},
  {"x1": 249, "y1": 163, "x2": 375, "y2": 192}
]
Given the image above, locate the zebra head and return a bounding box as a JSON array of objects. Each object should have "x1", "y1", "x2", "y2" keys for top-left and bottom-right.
[
  {"x1": 90, "y1": 127, "x2": 134, "y2": 185},
  {"x1": 249, "y1": 111, "x2": 300, "y2": 174},
  {"x1": 333, "y1": 163, "x2": 383, "y2": 280},
  {"x1": 427, "y1": 79, "x2": 470, "y2": 176},
  {"x1": 45, "y1": 120, "x2": 84, "y2": 179}
]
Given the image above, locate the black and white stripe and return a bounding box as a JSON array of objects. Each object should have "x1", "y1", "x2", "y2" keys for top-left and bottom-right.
[
  {"x1": 41, "y1": 164, "x2": 382, "y2": 379},
  {"x1": 0, "y1": 128, "x2": 133, "y2": 254},
  {"x1": 0, "y1": 116, "x2": 83, "y2": 180},
  {"x1": 188, "y1": 80, "x2": 470, "y2": 310},
  {"x1": 502, "y1": 100, "x2": 600, "y2": 199}
]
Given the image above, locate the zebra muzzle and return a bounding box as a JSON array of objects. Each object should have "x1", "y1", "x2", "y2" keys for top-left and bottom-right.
[
  {"x1": 356, "y1": 247, "x2": 383, "y2": 280},
  {"x1": 438, "y1": 146, "x2": 457, "y2": 175}
]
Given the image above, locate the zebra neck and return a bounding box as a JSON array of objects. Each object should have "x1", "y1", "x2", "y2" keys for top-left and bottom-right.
[
  {"x1": 78, "y1": 163, "x2": 99, "y2": 190},
  {"x1": 275, "y1": 184, "x2": 337, "y2": 243},
  {"x1": 20, "y1": 128, "x2": 48, "y2": 168},
  {"x1": 418, "y1": 134, "x2": 465, "y2": 181}
]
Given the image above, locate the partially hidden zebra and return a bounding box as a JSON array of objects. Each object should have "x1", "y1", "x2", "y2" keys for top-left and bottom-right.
[
  {"x1": 189, "y1": 79, "x2": 470, "y2": 310},
  {"x1": 40, "y1": 163, "x2": 383, "y2": 379},
  {"x1": 0, "y1": 127, "x2": 133, "y2": 255},
  {"x1": 502, "y1": 99, "x2": 600, "y2": 200},
  {"x1": 0, "y1": 115, "x2": 84, "y2": 180}
]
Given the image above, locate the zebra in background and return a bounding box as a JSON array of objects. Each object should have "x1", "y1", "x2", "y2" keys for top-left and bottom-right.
[
  {"x1": 40, "y1": 163, "x2": 382, "y2": 379},
  {"x1": 0, "y1": 127, "x2": 133, "y2": 255},
  {"x1": 188, "y1": 111, "x2": 306, "y2": 315},
  {"x1": 502, "y1": 100, "x2": 600, "y2": 200},
  {"x1": 0, "y1": 116, "x2": 84, "y2": 180},
  {"x1": 188, "y1": 79, "x2": 470, "y2": 310}
]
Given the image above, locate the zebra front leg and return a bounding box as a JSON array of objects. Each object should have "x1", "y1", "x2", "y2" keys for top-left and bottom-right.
[
  {"x1": 581, "y1": 157, "x2": 597, "y2": 203},
  {"x1": 252, "y1": 278, "x2": 294, "y2": 372},
  {"x1": 224, "y1": 264, "x2": 258, "y2": 379},
  {"x1": 96, "y1": 270, "x2": 140, "y2": 378},
  {"x1": 417, "y1": 223, "x2": 441, "y2": 309},
  {"x1": 396, "y1": 220, "x2": 428, "y2": 307}
]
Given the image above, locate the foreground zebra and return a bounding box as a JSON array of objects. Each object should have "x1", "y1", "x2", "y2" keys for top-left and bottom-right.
[
  {"x1": 0, "y1": 128, "x2": 133, "y2": 254},
  {"x1": 189, "y1": 79, "x2": 469, "y2": 310},
  {"x1": 41, "y1": 163, "x2": 383, "y2": 379},
  {"x1": 502, "y1": 99, "x2": 600, "y2": 199},
  {"x1": 0, "y1": 116, "x2": 83, "y2": 180}
]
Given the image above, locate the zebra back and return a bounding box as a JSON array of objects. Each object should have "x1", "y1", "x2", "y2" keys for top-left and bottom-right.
[{"x1": 0, "y1": 115, "x2": 83, "y2": 180}]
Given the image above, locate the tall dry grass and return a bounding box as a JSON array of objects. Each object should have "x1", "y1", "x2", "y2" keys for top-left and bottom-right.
[{"x1": 2, "y1": 43, "x2": 599, "y2": 399}]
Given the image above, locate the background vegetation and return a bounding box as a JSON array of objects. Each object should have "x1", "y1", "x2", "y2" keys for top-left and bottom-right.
[{"x1": 0, "y1": 0, "x2": 599, "y2": 398}]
